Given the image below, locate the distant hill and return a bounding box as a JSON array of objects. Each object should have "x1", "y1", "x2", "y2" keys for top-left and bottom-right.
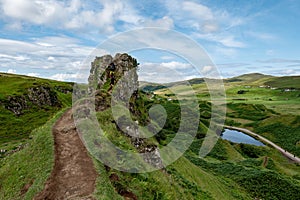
[
  {"x1": 140, "y1": 78, "x2": 206, "y2": 92},
  {"x1": 226, "y1": 73, "x2": 273, "y2": 83},
  {"x1": 140, "y1": 73, "x2": 300, "y2": 92},
  {"x1": 264, "y1": 76, "x2": 300, "y2": 89}
]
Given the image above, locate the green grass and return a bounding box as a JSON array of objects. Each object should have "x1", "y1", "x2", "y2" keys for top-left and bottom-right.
[
  {"x1": 264, "y1": 76, "x2": 300, "y2": 89},
  {"x1": 1, "y1": 71, "x2": 299, "y2": 200},
  {"x1": 0, "y1": 73, "x2": 73, "y2": 99},
  {"x1": 92, "y1": 154, "x2": 251, "y2": 200},
  {"x1": 0, "y1": 73, "x2": 73, "y2": 153},
  {"x1": 93, "y1": 161, "x2": 123, "y2": 200},
  {"x1": 0, "y1": 109, "x2": 66, "y2": 200},
  {"x1": 185, "y1": 149, "x2": 300, "y2": 200},
  {"x1": 255, "y1": 122, "x2": 300, "y2": 156}
]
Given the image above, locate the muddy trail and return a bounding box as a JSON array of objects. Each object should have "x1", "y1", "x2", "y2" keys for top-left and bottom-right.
[{"x1": 34, "y1": 109, "x2": 97, "y2": 200}]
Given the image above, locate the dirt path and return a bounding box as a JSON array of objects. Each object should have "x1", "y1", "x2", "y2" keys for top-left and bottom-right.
[
  {"x1": 224, "y1": 125, "x2": 300, "y2": 164},
  {"x1": 34, "y1": 109, "x2": 97, "y2": 200}
]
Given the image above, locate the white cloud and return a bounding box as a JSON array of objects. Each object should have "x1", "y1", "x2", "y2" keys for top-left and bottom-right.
[
  {"x1": 143, "y1": 16, "x2": 174, "y2": 29},
  {"x1": 159, "y1": 61, "x2": 191, "y2": 70},
  {"x1": 49, "y1": 72, "x2": 88, "y2": 82},
  {"x1": 163, "y1": 0, "x2": 249, "y2": 51},
  {"x1": 202, "y1": 22, "x2": 219, "y2": 33},
  {"x1": 27, "y1": 72, "x2": 40, "y2": 77},
  {"x1": 165, "y1": 0, "x2": 216, "y2": 33},
  {"x1": 182, "y1": 1, "x2": 213, "y2": 21},
  {"x1": 219, "y1": 36, "x2": 245, "y2": 48},
  {"x1": 194, "y1": 33, "x2": 245, "y2": 48},
  {"x1": 161, "y1": 56, "x2": 174, "y2": 60},
  {"x1": 164, "y1": 0, "x2": 245, "y2": 35},
  {"x1": 0, "y1": 0, "x2": 142, "y2": 33},
  {"x1": 47, "y1": 56, "x2": 55, "y2": 61},
  {"x1": 0, "y1": 36, "x2": 96, "y2": 82},
  {"x1": 282, "y1": 69, "x2": 296, "y2": 75},
  {"x1": 1, "y1": 0, "x2": 66, "y2": 24},
  {"x1": 138, "y1": 61, "x2": 197, "y2": 83},
  {"x1": 202, "y1": 65, "x2": 213, "y2": 74},
  {"x1": 7, "y1": 69, "x2": 16, "y2": 74},
  {"x1": 0, "y1": 53, "x2": 29, "y2": 61}
]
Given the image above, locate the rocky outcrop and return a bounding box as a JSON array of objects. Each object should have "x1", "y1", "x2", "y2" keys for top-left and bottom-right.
[
  {"x1": 5, "y1": 96, "x2": 28, "y2": 116},
  {"x1": 28, "y1": 86, "x2": 60, "y2": 107},
  {"x1": 89, "y1": 53, "x2": 139, "y2": 92},
  {"x1": 4, "y1": 85, "x2": 61, "y2": 116},
  {"x1": 89, "y1": 53, "x2": 164, "y2": 169}
]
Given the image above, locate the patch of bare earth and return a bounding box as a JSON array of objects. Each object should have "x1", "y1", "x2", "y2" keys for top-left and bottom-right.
[{"x1": 34, "y1": 109, "x2": 97, "y2": 200}]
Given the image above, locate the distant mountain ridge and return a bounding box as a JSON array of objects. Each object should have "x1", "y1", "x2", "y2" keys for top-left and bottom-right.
[{"x1": 140, "y1": 73, "x2": 300, "y2": 92}]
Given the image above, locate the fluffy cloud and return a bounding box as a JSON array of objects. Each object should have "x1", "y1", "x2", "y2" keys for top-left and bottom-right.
[
  {"x1": 50, "y1": 72, "x2": 87, "y2": 82},
  {"x1": 0, "y1": 36, "x2": 97, "y2": 82},
  {"x1": 0, "y1": 0, "x2": 142, "y2": 33},
  {"x1": 182, "y1": 1, "x2": 213, "y2": 21},
  {"x1": 164, "y1": 1, "x2": 220, "y2": 33},
  {"x1": 7, "y1": 69, "x2": 16, "y2": 74},
  {"x1": 27, "y1": 72, "x2": 40, "y2": 77},
  {"x1": 138, "y1": 61, "x2": 198, "y2": 83},
  {"x1": 1, "y1": 0, "x2": 67, "y2": 24},
  {"x1": 201, "y1": 65, "x2": 213, "y2": 74}
]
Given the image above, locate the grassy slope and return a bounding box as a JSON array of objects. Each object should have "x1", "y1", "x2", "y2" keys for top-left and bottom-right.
[
  {"x1": 0, "y1": 109, "x2": 66, "y2": 200},
  {"x1": 94, "y1": 108, "x2": 252, "y2": 200},
  {"x1": 186, "y1": 138, "x2": 300, "y2": 200},
  {"x1": 151, "y1": 74, "x2": 300, "y2": 199},
  {"x1": 0, "y1": 73, "x2": 73, "y2": 153},
  {"x1": 264, "y1": 76, "x2": 300, "y2": 89},
  {"x1": 1, "y1": 72, "x2": 299, "y2": 200}
]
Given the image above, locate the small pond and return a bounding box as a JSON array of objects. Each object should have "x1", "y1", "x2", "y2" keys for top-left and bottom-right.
[{"x1": 221, "y1": 129, "x2": 265, "y2": 146}]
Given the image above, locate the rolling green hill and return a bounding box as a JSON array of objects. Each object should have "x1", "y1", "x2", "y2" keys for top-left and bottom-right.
[
  {"x1": 264, "y1": 76, "x2": 300, "y2": 89},
  {"x1": 0, "y1": 67, "x2": 299, "y2": 200},
  {"x1": 226, "y1": 73, "x2": 274, "y2": 82}
]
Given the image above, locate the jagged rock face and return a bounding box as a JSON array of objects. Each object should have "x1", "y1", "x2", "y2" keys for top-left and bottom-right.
[
  {"x1": 28, "y1": 86, "x2": 60, "y2": 107},
  {"x1": 112, "y1": 53, "x2": 139, "y2": 102},
  {"x1": 89, "y1": 53, "x2": 138, "y2": 89},
  {"x1": 89, "y1": 55, "x2": 113, "y2": 89},
  {"x1": 89, "y1": 53, "x2": 164, "y2": 169},
  {"x1": 89, "y1": 53, "x2": 139, "y2": 109},
  {"x1": 141, "y1": 146, "x2": 164, "y2": 169},
  {"x1": 5, "y1": 96, "x2": 28, "y2": 116},
  {"x1": 4, "y1": 85, "x2": 61, "y2": 116}
]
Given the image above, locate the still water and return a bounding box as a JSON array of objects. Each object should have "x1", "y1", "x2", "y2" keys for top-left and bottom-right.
[{"x1": 221, "y1": 129, "x2": 265, "y2": 146}]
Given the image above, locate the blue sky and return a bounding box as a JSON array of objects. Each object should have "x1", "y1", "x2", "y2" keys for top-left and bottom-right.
[{"x1": 0, "y1": 0, "x2": 299, "y2": 82}]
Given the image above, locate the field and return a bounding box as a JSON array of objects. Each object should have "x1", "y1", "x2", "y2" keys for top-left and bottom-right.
[{"x1": 0, "y1": 72, "x2": 299, "y2": 199}]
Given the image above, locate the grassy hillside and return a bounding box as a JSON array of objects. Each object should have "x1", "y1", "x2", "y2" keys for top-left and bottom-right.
[
  {"x1": 1, "y1": 71, "x2": 299, "y2": 200},
  {"x1": 264, "y1": 76, "x2": 300, "y2": 89},
  {"x1": 0, "y1": 109, "x2": 66, "y2": 200},
  {"x1": 0, "y1": 73, "x2": 73, "y2": 156},
  {"x1": 226, "y1": 73, "x2": 273, "y2": 82}
]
